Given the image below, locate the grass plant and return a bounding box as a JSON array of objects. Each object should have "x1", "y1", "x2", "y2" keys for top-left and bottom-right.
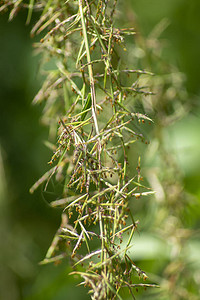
[{"x1": 1, "y1": 1, "x2": 157, "y2": 299}]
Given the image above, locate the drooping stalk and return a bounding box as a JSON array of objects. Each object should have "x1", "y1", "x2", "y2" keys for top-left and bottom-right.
[{"x1": 1, "y1": 1, "x2": 157, "y2": 299}]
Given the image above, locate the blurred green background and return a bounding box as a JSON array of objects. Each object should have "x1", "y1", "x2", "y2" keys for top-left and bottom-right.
[{"x1": 0, "y1": 0, "x2": 200, "y2": 299}]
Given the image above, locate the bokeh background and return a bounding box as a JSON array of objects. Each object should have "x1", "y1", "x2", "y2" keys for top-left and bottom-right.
[{"x1": 0, "y1": 0, "x2": 200, "y2": 299}]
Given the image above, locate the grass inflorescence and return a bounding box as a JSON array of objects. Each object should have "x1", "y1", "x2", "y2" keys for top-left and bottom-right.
[{"x1": 1, "y1": 0, "x2": 156, "y2": 298}]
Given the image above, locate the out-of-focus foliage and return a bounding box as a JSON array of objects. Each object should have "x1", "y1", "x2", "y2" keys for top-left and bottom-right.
[
  {"x1": 123, "y1": 1, "x2": 200, "y2": 299},
  {"x1": 0, "y1": 0, "x2": 200, "y2": 299}
]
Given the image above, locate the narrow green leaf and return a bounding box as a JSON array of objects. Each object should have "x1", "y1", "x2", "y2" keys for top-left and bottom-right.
[
  {"x1": 81, "y1": 93, "x2": 92, "y2": 121},
  {"x1": 26, "y1": 0, "x2": 35, "y2": 25}
]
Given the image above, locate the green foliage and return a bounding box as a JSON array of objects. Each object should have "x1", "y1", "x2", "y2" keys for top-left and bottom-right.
[
  {"x1": 0, "y1": 0, "x2": 157, "y2": 299},
  {"x1": 1, "y1": 1, "x2": 200, "y2": 300}
]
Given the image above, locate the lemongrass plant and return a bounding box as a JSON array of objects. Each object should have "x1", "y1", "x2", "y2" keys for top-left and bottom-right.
[{"x1": 1, "y1": 1, "x2": 157, "y2": 298}]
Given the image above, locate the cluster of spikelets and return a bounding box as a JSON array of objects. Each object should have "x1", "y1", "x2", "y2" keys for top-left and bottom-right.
[{"x1": 1, "y1": 0, "x2": 157, "y2": 298}]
